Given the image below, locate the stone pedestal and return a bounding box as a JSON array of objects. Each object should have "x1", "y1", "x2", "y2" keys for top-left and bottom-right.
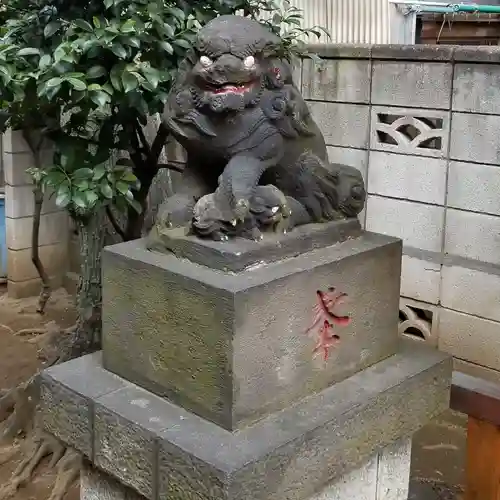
[{"x1": 39, "y1": 223, "x2": 452, "y2": 500}]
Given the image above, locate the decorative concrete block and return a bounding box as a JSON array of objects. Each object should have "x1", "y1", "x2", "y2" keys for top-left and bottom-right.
[
  {"x1": 367, "y1": 151, "x2": 447, "y2": 205},
  {"x1": 447, "y1": 161, "x2": 500, "y2": 216},
  {"x1": 399, "y1": 298, "x2": 438, "y2": 346},
  {"x1": 40, "y1": 345, "x2": 451, "y2": 500},
  {"x1": 370, "y1": 106, "x2": 450, "y2": 158},
  {"x1": 441, "y1": 264, "x2": 500, "y2": 323},
  {"x1": 5, "y1": 211, "x2": 68, "y2": 250},
  {"x1": 444, "y1": 209, "x2": 500, "y2": 266},
  {"x1": 302, "y1": 58, "x2": 371, "y2": 103},
  {"x1": 309, "y1": 101, "x2": 370, "y2": 149},
  {"x1": 81, "y1": 466, "x2": 144, "y2": 500},
  {"x1": 365, "y1": 196, "x2": 445, "y2": 253},
  {"x1": 103, "y1": 232, "x2": 402, "y2": 430},
  {"x1": 450, "y1": 112, "x2": 500, "y2": 165},
  {"x1": 5, "y1": 184, "x2": 60, "y2": 218},
  {"x1": 453, "y1": 63, "x2": 500, "y2": 115},
  {"x1": 372, "y1": 61, "x2": 452, "y2": 110},
  {"x1": 7, "y1": 243, "x2": 68, "y2": 282},
  {"x1": 401, "y1": 255, "x2": 441, "y2": 304},
  {"x1": 438, "y1": 308, "x2": 500, "y2": 371}
]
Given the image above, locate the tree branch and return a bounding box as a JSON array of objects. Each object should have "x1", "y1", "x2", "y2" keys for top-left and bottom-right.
[
  {"x1": 22, "y1": 129, "x2": 51, "y2": 315},
  {"x1": 105, "y1": 206, "x2": 126, "y2": 241},
  {"x1": 151, "y1": 121, "x2": 170, "y2": 161}
]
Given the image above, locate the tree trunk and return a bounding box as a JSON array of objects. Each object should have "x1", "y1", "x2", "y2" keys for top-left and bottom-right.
[{"x1": 67, "y1": 209, "x2": 105, "y2": 360}]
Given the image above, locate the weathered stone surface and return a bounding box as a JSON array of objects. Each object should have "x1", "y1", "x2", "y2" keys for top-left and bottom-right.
[
  {"x1": 81, "y1": 466, "x2": 145, "y2": 500},
  {"x1": 453, "y1": 64, "x2": 500, "y2": 115},
  {"x1": 94, "y1": 404, "x2": 156, "y2": 499},
  {"x1": 40, "y1": 342, "x2": 451, "y2": 500},
  {"x1": 102, "y1": 232, "x2": 402, "y2": 430},
  {"x1": 450, "y1": 112, "x2": 500, "y2": 165},
  {"x1": 372, "y1": 62, "x2": 452, "y2": 109},
  {"x1": 302, "y1": 58, "x2": 371, "y2": 103},
  {"x1": 148, "y1": 218, "x2": 362, "y2": 272},
  {"x1": 309, "y1": 101, "x2": 370, "y2": 149},
  {"x1": 39, "y1": 353, "x2": 125, "y2": 458}
]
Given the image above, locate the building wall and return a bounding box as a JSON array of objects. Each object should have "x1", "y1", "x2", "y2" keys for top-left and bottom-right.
[
  {"x1": 2, "y1": 130, "x2": 69, "y2": 297},
  {"x1": 299, "y1": 44, "x2": 500, "y2": 382},
  {"x1": 283, "y1": 0, "x2": 414, "y2": 44}
]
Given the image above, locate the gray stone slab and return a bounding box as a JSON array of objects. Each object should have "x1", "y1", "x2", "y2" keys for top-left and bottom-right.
[
  {"x1": 148, "y1": 218, "x2": 362, "y2": 272},
  {"x1": 39, "y1": 353, "x2": 126, "y2": 458},
  {"x1": 102, "y1": 232, "x2": 402, "y2": 431},
  {"x1": 453, "y1": 64, "x2": 500, "y2": 115},
  {"x1": 40, "y1": 342, "x2": 451, "y2": 500},
  {"x1": 371, "y1": 44, "x2": 455, "y2": 61},
  {"x1": 309, "y1": 101, "x2": 370, "y2": 149},
  {"x1": 302, "y1": 58, "x2": 371, "y2": 103},
  {"x1": 372, "y1": 61, "x2": 452, "y2": 110},
  {"x1": 306, "y1": 44, "x2": 372, "y2": 60},
  {"x1": 453, "y1": 45, "x2": 500, "y2": 63},
  {"x1": 450, "y1": 112, "x2": 500, "y2": 165}
]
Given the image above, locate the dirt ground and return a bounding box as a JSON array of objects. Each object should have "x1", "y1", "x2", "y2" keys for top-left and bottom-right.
[
  {"x1": 0, "y1": 285, "x2": 467, "y2": 500},
  {"x1": 0, "y1": 286, "x2": 79, "y2": 500}
]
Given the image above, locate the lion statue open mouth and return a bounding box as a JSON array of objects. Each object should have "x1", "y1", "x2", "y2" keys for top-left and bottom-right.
[{"x1": 151, "y1": 15, "x2": 366, "y2": 242}]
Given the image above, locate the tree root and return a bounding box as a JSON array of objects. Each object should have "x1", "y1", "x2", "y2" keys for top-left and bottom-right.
[
  {"x1": 0, "y1": 322, "x2": 83, "y2": 500},
  {"x1": 0, "y1": 431, "x2": 82, "y2": 500}
]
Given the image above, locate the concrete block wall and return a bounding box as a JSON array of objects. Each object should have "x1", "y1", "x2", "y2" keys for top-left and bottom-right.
[
  {"x1": 2, "y1": 130, "x2": 69, "y2": 297},
  {"x1": 300, "y1": 44, "x2": 500, "y2": 381}
]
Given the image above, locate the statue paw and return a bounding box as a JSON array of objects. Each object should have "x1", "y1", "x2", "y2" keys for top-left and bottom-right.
[
  {"x1": 249, "y1": 185, "x2": 293, "y2": 234},
  {"x1": 191, "y1": 193, "x2": 237, "y2": 240}
]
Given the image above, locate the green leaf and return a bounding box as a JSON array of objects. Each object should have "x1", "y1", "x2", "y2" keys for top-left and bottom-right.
[
  {"x1": 39, "y1": 54, "x2": 52, "y2": 69},
  {"x1": 173, "y1": 38, "x2": 192, "y2": 50},
  {"x1": 163, "y1": 23, "x2": 175, "y2": 38},
  {"x1": 167, "y1": 6, "x2": 186, "y2": 20},
  {"x1": 17, "y1": 48, "x2": 41, "y2": 56},
  {"x1": 116, "y1": 181, "x2": 129, "y2": 195},
  {"x1": 73, "y1": 192, "x2": 87, "y2": 209},
  {"x1": 121, "y1": 20, "x2": 136, "y2": 33},
  {"x1": 84, "y1": 190, "x2": 99, "y2": 206},
  {"x1": 67, "y1": 78, "x2": 87, "y2": 91},
  {"x1": 46, "y1": 77, "x2": 63, "y2": 88},
  {"x1": 44, "y1": 21, "x2": 61, "y2": 38},
  {"x1": 121, "y1": 71, "x2": 138, "y2": 92},
  {"x1": 73, "y1": 168, "x2": 93, "y2": 179},
  {"x1": 104, "y1": 0, "x2": 114, "y2": 8},
  {"x1": 55, "y1": 190, "x2": 71, "y2": 208},
  {"x1": 100, "y1": 180, "x2": 113, "y2": 199},
  {"x1": 90, "y1": 90, "x2": 111, "y2": 107},
  {"x1": 121, "y1": 171, "x2": 137, "y2": 182},
  {"x1": 74, "y1": 19, "x2": 93, "y2": 32},
  {"x1": 142, "y1": 66, "x2": 160, "y2": 88},
  {"x1": 123, "y1": 37, "x2": 140, "y2": 48},
  {"x1": 127, "y1": 198, "x2": 142, "y2": 214},
  {"x1": 110, "y1": 44, "x2": 127, "y2": 58},
  {"x1": 159, "y1": 41, "x2": 173, "y2": 54},
  {"x1": 93, "y1": 17, "x2": 102, "y2": 29},
  {"x1": 87, "y1": 66, "x2": 107, "y2": 79},
  {"x1": 92, "y1": 165, "x2": 107, "y2": 180}
]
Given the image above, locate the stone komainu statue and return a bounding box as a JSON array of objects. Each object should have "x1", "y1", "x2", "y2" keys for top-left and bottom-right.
[{"x1": 151, "y1": 15, "x2": 366, "y2": 241}]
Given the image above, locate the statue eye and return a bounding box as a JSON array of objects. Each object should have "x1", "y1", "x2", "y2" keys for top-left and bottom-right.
[
  {"x1": 243, "y1": 55, "x2": 255, "y2": 68},
  {"x1": 199, "y1": 56, "x2": 213, "y2": 68}
]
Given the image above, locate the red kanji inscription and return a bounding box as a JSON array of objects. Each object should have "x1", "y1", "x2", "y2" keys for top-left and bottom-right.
[{"x1": 306, "y1": 287, "x2": 351, "y2": 361}]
